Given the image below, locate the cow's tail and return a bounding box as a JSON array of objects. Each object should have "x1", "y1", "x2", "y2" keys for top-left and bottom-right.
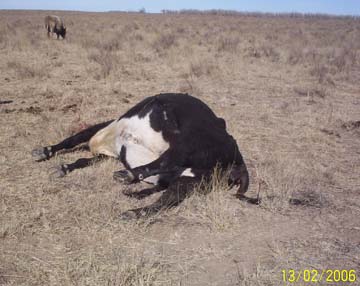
[
  {"x1": 229, "y1": 162, "x2": 259, "y2": 204},
  {"x1": 230, "y1": 163, "x2": 249, "y2": 195}
]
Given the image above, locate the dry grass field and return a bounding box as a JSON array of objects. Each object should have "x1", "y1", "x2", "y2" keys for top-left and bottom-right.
[{"x1": 0, "y1": 10, "x2": 360, "y2": 285}]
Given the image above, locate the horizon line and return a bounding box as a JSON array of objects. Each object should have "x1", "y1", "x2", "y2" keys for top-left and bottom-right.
[{"x1": 1, "y1": 8, "x2": 359, "y2": 18}]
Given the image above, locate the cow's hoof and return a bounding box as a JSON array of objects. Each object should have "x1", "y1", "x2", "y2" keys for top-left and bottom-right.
[
  {"x1": 32, "y1": 147, "x2": 50, "y2": 161},
  {"x1": 113, "y1": 170, "x2": 135, "y2": 184},
  {"x1": 119, "y1": 210, "x2": 138, "y2": 221},
  {"x1": 49, "y1": 165, "x2": 68, "y2": 179}
]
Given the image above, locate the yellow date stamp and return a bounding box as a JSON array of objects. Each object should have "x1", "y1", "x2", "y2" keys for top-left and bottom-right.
[{"x1": 282, "y1": 269, "x2": 357, "y2": 284}]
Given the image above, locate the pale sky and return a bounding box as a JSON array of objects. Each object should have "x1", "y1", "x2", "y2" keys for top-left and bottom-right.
[{"x1": 1, "y1": 0, "x2": 359, "y2": 16}]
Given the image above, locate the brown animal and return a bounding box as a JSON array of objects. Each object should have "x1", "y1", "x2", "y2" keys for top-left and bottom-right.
[{"x1": 44, "y1": 15, "x2": 66, "y2": 39}]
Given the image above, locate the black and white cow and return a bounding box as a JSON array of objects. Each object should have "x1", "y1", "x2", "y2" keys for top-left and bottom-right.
[{"x1": 32, "y1": 93, "x2": 253, "y2": 219}]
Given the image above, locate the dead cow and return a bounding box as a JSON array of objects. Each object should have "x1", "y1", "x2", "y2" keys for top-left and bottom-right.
[
  {"x1": 32, "y1": 93, "x2": 252, "y2": 219},
  {"x1": 44, "y1": 15, "x2": 66, "y2": 39}
]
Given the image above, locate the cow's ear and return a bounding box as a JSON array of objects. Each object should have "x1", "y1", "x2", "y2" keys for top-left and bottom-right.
[
  {"x1": 162, "y1": 107, "x2": 180, "y2": 133},
  {"x1": 149, "y1": 103, "x2": 179, "y2": 133}
]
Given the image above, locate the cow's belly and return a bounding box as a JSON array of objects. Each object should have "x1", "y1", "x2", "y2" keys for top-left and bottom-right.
[
  {"x1": 117, "y1": 112, "x2": 170, "y2": 184},
  {"x1": 124, "y1": 142, "x2": 160, "y2": 184},
  {"x1": 90, "y1": 112, "x2": 169, "y2": 156},
  {"x1": 89, "y1": 111, "x2": 170, "y2": 185},
  {"x1": 124, "y1": 142, "x2": 158, "y2": 167}
]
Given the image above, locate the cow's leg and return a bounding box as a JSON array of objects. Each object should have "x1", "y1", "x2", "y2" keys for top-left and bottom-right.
[
  {"x1": 123, "y1": 167, "x2": 179, "y2": 199},
  {"x1": 49, "y1": 155, "x2": 106, "y2": 178},
  {"x1": 113, "y1": 148, "x2": 184, "y2": 184},
  {"x1": 120, "y1": 176, "x2": 199, "y2": 220},
  {"x1": 122, "y1": 172, "x2": 175, "y2": 199},
  {"x1": 32, "y1": 120, "x2": 114, "y2": 161}
]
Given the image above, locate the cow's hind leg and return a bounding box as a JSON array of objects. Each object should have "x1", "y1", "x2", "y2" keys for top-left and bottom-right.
[
  {"x1": 32, "y1": 120, "x2": 113, "y2": 161},
  {"x1": 49, "y1": 155, "x2": 106, "y2": 179},
  {"x1": 120, "y1": 176, "x2": 199, "y2": 220}
]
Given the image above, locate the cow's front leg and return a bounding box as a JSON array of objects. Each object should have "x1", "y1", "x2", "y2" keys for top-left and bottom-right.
[
  {"x1": 120, "y1": 176, "x2": 199, "y2": 220},
  {"x1": 113, "y1": 149, "x2": 184, "y2": 184}
]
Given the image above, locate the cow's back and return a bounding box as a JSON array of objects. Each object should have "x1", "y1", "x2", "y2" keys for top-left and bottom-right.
[
  {"x1": 45, "y1": 15, "x2": 63, "y2": 28},
  {"x1": 153, "y1": 93, "x2": 243, "y2": 168},
  {"x1": 155, "y1": 93, "x2": 229, "y2": 139}
]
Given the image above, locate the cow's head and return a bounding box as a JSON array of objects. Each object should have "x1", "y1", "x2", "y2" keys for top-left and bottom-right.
[
  {"x1": 60, "y1": 27, "x2": 66, "y2": 39},
  {"x1": 54, "y1": 25, "x2": 66, "y2": 39}
]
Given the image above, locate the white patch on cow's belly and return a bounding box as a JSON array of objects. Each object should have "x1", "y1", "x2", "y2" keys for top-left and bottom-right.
[
  {"x1": 117, "y1": 112, "x2": 169, "y2": 184},
  {"x1": 124, "y1": 141, "x2": 160, "y2": 184},
  {"x1": 116, "y1": 112, "x2": 169, "y2": 184},
  {"x1": 89, "y1": 111, "x2": 169, "y2": 184},
  {"x1": 115, "y1": 112, "x2": 170, "y2": 165}
]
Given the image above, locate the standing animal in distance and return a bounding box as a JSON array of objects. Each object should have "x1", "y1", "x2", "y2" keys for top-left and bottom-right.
[
  {"x1": 32, "y1": 93, "x2": 253, "y2": 219},
  {"x1": 44, "y1": 15, "x2": 66, "y2": 39}
]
